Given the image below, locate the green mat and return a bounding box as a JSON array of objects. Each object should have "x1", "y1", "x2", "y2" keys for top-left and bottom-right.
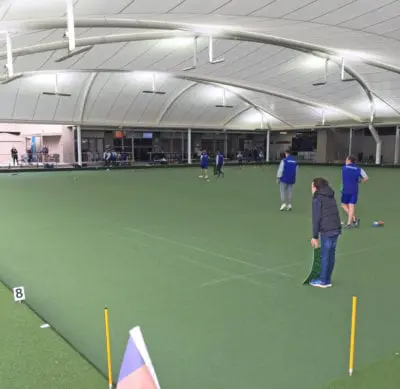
[{"x1": 303, "y1": 247, "x2": 321, "y2": 284}]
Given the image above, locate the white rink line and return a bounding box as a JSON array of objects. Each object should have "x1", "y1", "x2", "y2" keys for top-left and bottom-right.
[
  {"x1": 176, "y1": 255, "x2": 272, "y2": 289},
  {"x1": 201, "y1": 245, "x2": 377, "y2": 288},
  {"x1": 126, "y1": 227, "x2": 294, "y2": 281}
]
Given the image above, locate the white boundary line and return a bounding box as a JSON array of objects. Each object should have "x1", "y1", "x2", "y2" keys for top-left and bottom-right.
[
  {"x1": 126, "y1": 227, "x2": 294, "y2": 280},
  {"x1": 201, "y1": 245, "x2": 378, "y2": 287},
  {"x1": 176, "y1": 255, "x2": 272, "y2": 288}
]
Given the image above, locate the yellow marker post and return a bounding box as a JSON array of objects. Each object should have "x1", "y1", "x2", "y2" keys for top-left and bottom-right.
[
  {"x1": 348, "y1": 296, "x2": 358, "y2": 376},
  {"x1": 104, "y1": 307, "x2": 113, "y2": 389}
]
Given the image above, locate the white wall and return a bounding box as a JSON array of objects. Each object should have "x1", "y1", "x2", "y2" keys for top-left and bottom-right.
[
  {"x1": 315, "y1": 128, "x2": 398, "y2": 164},
  {"x1": 0, "y1": 123, "x2": 74, "y2": 164},
  {"x1": 270, "y1": 133, "x2": 293, "y2": 160},
  {"x1": 352, "y1": 133, "x2": 396, "y2": 163}
]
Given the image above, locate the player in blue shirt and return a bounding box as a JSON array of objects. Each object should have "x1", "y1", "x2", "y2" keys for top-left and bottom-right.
[
  {"x1": 215, "y1": 150, "x2": 225, "y2": 178},
  {"x1": 199, "y1": 150, "x2": 209, "y2": 179},
  {"x1": 276, "y1": 149, "x2": 298, "y2": 211},
  {"x1": 341, "y1": 156, "x2": 368, "y2": 228}
]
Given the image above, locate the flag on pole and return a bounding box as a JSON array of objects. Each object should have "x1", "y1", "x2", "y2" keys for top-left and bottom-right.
[{"x1": 116, "y1": 326, "x2": 160, "y2": 389}]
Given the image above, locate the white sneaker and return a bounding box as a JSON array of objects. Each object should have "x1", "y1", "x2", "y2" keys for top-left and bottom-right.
[
  {"x1": 286, "y1": 204, "x2": 292, "y2": 211},
  {"x1": 198, "y1": 175, "x2": 204, "y2": 178},
  {"x1": 280, "y1": 204, "x2": 287, "y2": 211},
  {"x1": 204, "y1": 176, "x2": 208, "y2": 179}
]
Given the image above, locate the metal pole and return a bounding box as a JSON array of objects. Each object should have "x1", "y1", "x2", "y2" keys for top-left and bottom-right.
[
  {"x1": 76, "y1": 125, "x2": 82, "y2": 166},
  {"x1": 181, "y1": 131, "x2": 184, "y2": 160},
  {"x1": 5, "y1": 33, "x2": 13, "y2": 77},
  {"x1": 224, "y1": 132, "x2": 228, "y2": 156},
  {"x1": 348, "y1": 128, "x2": 353, "y2": 156},
  {"x1": 368, "y1": 124, "x2": 381, "y2": 165},
  {"x1": 187, "y1": 128, "x2": 192, "y2": 164},
  {"x1": 66, "y1": 0, "x2": 76, "y2": 51},
  {"x1": 266, "y1": 130, "x2": 270, "y2": 162},
  {"x1": 132, "y1": 133, "x2": 135, "y2": 162},
  {"x1": 394, "y1": 125, "x2": 400, "y2": 165}
]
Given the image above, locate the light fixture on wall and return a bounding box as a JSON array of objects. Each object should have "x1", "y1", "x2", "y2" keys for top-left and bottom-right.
[
  {"x1": 215, "y1": 89, "x2": 233, "y2": 108},
  {"x1": 183, "y1": 37, "x2": 198, "y2": 71},
  {"x1": 54, "y1": 46, "x2": 93, "y2": 63},
  {"x1": 0, "y1": 32, "x2": 23, "y2": 84},
  {"x1": 340, "y1": 58, "x2": 356, "y2": 82},
  {"x1": 142, "y1": 73, "x2": 166, "y2": 95},
  {"x1": 42, "y1": 74, "x2": 72, "y2": 97},
  {"x1": 208, "y1": 36, "x2": 224, "y2": 64},
  {"x1": 312, "y1": 58, "x2": 328, "y2": 86}
]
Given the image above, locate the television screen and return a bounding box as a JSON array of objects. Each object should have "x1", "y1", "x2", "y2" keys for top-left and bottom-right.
[{"x1": 143, "y1": 132, "x2": 153, "y2": 139}]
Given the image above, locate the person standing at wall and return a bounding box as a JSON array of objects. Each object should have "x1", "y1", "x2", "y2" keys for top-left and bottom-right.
[
  {"x1": 341, "y1": 156, "x2": 368, "y2": 228},
  {"x1": 276, "y1": 149, "x2": 297, "y2": 211},
  {"x1": 11, "y1": 146, "x2": 18, "y2": 166}
]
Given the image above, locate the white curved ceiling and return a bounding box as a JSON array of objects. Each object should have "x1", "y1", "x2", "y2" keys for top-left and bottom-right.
[{"x1": 0, "y1": 0, "x2": 400, "y2": 130}]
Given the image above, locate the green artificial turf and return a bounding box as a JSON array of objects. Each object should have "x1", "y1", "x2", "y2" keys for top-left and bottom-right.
[
  {"x1": 0, "y1": 166, "x2": 398, "y2": 389},
  {"x1": 0, "y1": 282, "x2": 106, "y2": 389},
  {"x1": 324, "y1": 356, "x2": 400, "y2": 389}
]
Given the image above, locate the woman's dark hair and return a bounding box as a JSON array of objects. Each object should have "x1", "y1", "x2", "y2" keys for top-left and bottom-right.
[
  {"x1": 312, "y1": 177, "x2": 329, "y2": 190},
  {"x1": 347, "y1": 155, "x2": 356, "y2": 163}
]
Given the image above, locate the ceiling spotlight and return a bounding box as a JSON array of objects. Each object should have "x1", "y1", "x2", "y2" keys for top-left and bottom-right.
[
  {"x1": 312, "y1": 58, "x2": 328, "y2": 86},
  {"x1": 42, "y1": 92, "x2": 72, "y2": 97},
  {"x1": 215, "y1": 89, "x2": 233, "y2": 108},
  {"x1": 42, "y1": 74, "x2": 72, "y2": 97},
  {"x1": 142, "y1": 73, "x2": 166, "y2": 95},
  {"x1": 340, "y1": 58, "x2": 356, "y2": 82}
]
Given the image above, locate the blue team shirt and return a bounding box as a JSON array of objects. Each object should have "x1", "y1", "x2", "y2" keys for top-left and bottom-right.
[
  {"x1": 216, "y1": 153, "x2": 224, "y2": 166},
  {"x1": 342, "y1": 164, "x2": 367, "y2": 195},
  {"x1": 200, "y1": 152, "x2": 208, "y2": 168},
  {"x1": 278, "y1": 156, "x2": 297, "y2": 185}
]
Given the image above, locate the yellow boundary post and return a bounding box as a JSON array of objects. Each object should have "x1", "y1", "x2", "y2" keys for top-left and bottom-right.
[
  {"x1": 104, "y1": 307, "x2": 113, "y2": 389},
  {"x1": 349, "y1": 296, "x2": 358, "y2": 376}
]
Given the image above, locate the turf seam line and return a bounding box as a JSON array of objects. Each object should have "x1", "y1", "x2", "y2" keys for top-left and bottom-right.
[
  {"x1": 201, "y1": 260, "x2": 299, "y2": 287},
  {"x1": 126, "y1": 227, "x2": 294, "y2": 281},
  {"x1": 176, "y1": 254, "x2": 274, "y2": 288},
  {"x1": 0, "y1": 277, "x2": 109, "y2": 385},
  {"x1": 201, "y1": 245, "x2": 378, "y2": 287}
]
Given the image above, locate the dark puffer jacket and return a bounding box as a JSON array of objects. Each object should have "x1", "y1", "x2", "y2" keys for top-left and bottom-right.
[{"x1": 312, "y1": 185, "x2": 342, "y2": 239}]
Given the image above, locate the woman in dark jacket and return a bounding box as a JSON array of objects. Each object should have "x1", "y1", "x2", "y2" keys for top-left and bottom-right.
[{"x1": 310, "y1": 177, "x2": 342, "y2": 288}]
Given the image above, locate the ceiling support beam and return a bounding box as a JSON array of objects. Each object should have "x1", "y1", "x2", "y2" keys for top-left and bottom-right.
[
  {"x1": 5, "y1": 32, "x2": 13, "y2": 77},
  {"x1": 0, "y1": 68, "x2": 362, "y2": 123},
  {"x1": 0, "y1": 116, "x2": 399, "y2": 131},
  {"x1": 0, "y1": 28, "x2": 372, "y2": 121},
  {"x1": 172, "y1": 72, "x2": 362, "y2": 123},
  {"x1": 8, "y1": 18, "x2": 400, "y2": 76},
  {"x1": 66, "y1": 0, "x2": 76, "y2": 51},
  {"x1": 309, "y1": 52, "x2": 375, "y2": 123},
  {"x1": 223, "y1": 106, "x2": 251, "y2": 127},
  {"x1": 80, "y1": 72, "x2": 98, "y2": 122},
  {"x1": 372, "y1": 92, "x2": 400, "y2": 116},
  {"x1": 223, "y1": 85, "x2": 294, "y2": 128},
  {"x1": 157, "y1": 82, "x2": 197, "y2": 123}
]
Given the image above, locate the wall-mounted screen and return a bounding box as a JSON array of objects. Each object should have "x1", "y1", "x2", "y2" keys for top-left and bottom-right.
[{"x1": 143, "y1": 132, "x2": 153, "y2": 139}]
